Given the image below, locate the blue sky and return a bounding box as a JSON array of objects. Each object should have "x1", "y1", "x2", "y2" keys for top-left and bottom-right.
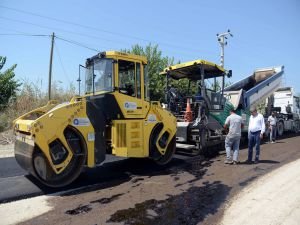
[{"x1": 1, "y1": 0, "x2": 300, "y2": 94}]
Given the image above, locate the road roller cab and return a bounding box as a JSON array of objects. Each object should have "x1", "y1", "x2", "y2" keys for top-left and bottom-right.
[{"x1": 14, "y1": 51, "x2": 177, "y2": 187}]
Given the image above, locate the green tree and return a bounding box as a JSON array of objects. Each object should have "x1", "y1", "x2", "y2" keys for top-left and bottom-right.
[
  {"x1": 209, "y1": 79, "x2": 232, "y2": 91},
  {"x1": 122, "y1": 44, "x2": 174, "y2": 101},
  {"x1": 0, "y1": 56, "x2": 21, "y2": 110}
]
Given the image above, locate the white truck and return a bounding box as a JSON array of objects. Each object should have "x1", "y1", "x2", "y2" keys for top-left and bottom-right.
[{"x1": 266, "y1": 87, "x2": 300, "y2": 136}]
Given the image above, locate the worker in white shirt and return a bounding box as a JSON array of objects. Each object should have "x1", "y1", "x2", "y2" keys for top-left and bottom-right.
[
  {"x1": 246, "y1": 107, "x2": 265, "y2": 164},
  {"x1": 267, "y1": 111, "x2": 277, "y2": 143}
]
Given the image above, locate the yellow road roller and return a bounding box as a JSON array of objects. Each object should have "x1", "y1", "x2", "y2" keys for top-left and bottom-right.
[{"x1": 14, "y1": 51, "x2": 177, "y2": 187}]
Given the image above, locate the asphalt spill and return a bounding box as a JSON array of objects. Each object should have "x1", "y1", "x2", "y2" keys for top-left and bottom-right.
[
  {"x1": 90, "y1": 193, "x2": 124, "y2": 204},
  {"x1": 107, "y1": 181, "x2": 230, "y2": 225},
  {"x1": 65, "y1": 193, "x2": 124, "y2": 215},
  {"x1": 107, "y1": 157, "x2": 229, "y2": 225},
  {"x1": 65, "y1": 204, "x2": 92, "y2": 215}
]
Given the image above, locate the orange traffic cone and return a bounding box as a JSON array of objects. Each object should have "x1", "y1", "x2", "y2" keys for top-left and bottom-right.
[{"x1": 184, "y1": 98, "x2": 193, "y2": 122}]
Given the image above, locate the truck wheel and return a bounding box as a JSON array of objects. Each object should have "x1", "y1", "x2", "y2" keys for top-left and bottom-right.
[
  {"x1": 277, "y1": 121, "x2": 284, "y2": 136},
  {"x1": 293, "y1": 121, "x2": 300, "y2": 133}
]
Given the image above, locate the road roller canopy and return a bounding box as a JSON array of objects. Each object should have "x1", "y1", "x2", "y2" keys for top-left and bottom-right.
[
  {"x1": 160, "y1": 59, "x2": 226, "y2": 80},
  {"x1": 87, "y1": 51, "x2": 147, "y2": 65}
]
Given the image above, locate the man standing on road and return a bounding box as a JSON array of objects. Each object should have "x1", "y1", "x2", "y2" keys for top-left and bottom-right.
[
  {"x1": 268, "y1": 111, "x2": 277, "y2": 143},
  {"x1": 224, "y1": 108, "x2": 244, "y2": 165},
  {"x1": 247, "y1": 107, "x2": 265, "y2": 164}
]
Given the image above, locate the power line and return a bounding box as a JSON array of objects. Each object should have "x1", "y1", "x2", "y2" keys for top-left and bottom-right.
[
  {"x1": 0, "y1": 26, "x2": 49, "y2": 37},
  {"x1": 0, "y1": 26, "x2": 209, "y2": 62},
  {"x1": 55, "y1": 36, "x2": 100, "y2": 52},
  {"x1": 0, "y1": 33, "x2": 48, "y2": 37},
  {"x1": 0, "y1": 16, "x2": 132, "y2": 46},
  {"x1": 0, "y1": 28, "x2": 194, "y2": 60},
  {"x1": 0, "y1": 16, "x2": 208, "y2": 59},
  {"x1": 53, "y1": 41, "x2": 71, "y2": 84},
  {"x1": 0, "y1": 5, "x2": 150, "y2": 42},
  {"x1": 1, "y1": 15, "x2": 194, "y2": 57},
  {"x1": 0, "y1": 25, "x2": 105, "y2": 53},
  {"x1": 0, "y1": 5, "x2": 207, "y2": 54},
  {"x1": 0, "y1": 15, "x2": 213, "y2": 61}
]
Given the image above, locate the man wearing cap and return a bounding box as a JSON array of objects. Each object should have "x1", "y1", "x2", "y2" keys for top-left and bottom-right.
[
  {"x1": 224, "y1": 108, "x2": 244, "y2": 164},
  {"x1": 247, "y1": 107, "x2": 265, "y2": 164}
]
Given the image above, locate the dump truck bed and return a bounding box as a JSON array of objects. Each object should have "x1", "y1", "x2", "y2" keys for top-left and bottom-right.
[{"x1": 224, "y1": 66, "x2": 284, "y2": 109}]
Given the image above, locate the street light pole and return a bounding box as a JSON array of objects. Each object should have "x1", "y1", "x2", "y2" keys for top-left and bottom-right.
[
  {"x1": 216, "y1": 29, "x2": 233, "y2": 91},
  {"x1": 217, "y1": 29, "x2": 233, "y2": 68}
]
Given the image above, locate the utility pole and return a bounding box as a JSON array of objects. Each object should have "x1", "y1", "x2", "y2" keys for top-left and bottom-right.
[
  {"x1": 48, "y1": 32, "x2": 55, "y2": 100},
  {"x1": 217, "y1": 29, "x2": 233, "y2": 68},
  {"x1": 216, "y1": 29, "x2": 233, "y2": 91}
]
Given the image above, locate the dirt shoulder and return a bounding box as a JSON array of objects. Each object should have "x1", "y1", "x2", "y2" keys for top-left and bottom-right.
[
  {"x1": 0, "y1": 144, "x2": 14, "y2": 158},
  {"x1": 220, "y1": 157, "x2": 300, "y2": 225},
  {"x1": 2, "y1": 134, "x2": 300, "y2": 225},
  {"x1": 0, "y1": 129, "x2": 14, "y2": 158},
  {"x1": 0, "y1": 130, "x2": 14, "y2": 145}
]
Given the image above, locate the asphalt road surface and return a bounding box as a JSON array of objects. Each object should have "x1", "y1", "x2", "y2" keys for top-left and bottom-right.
[
  {"x1": 0, "y1": 133, "x2": 300, "y2": 225},
  {"x1": 0, "y1": 149, "x2": 199, "y2": 203}
]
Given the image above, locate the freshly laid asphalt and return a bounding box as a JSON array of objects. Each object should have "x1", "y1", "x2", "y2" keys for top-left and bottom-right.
[{"x1": 0, "y1": 151, "x2": 198, "y2": 203}]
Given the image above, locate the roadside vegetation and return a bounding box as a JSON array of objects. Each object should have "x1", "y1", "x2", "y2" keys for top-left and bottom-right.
[
  {"x1": 0, "y1": 79, "x2": 76, "y2": 132},
  {"x1": 0, "y1": 56, "x2": 76, "y2": 132}
]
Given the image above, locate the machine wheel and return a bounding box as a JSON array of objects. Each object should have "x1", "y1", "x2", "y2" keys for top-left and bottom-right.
[
  {"x1": 153, "y1": 136, "x2": 176, "y2": 165},
  {"x1": 277, "y1": 121, "x2": 284, "y2": 136},
  {"x1": 32, "y1": 127, "x2": 87, "y2": 187},
  {"x1": 33, "y1": 152, "x2": 50, "y2": 181},
  {"x1": 196, "y1": 128, "x2": 208, "y2": 155}
]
